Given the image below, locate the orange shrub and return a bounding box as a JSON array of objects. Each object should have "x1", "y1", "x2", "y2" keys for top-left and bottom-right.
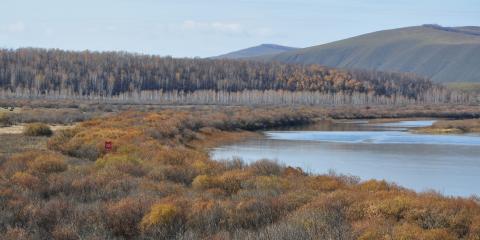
[
  {"x1": 11, "y1": 172, "x2": 41, "y2": 189},
  {"x1": 306, "y1": 176, "x2": 345, "y2": 192},
  {"x1": 28, "y1": 154, "x2": 67, "y2": 174},
  {"x1": 3, "y1": 151, "x2": 40, "y2": 176},
  {"x1": 357, "y1": 180, "x2": 392, "y2": 192}
]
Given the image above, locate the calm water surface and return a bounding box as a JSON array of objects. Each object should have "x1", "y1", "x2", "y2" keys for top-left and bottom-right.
[{"x1": 211, "y1": 120, "x2": 480, "y2": 197}]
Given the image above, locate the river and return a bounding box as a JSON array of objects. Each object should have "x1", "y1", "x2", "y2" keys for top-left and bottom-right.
[{"x1": 211, "y1": 120, "x2": 480, "y2": 197}]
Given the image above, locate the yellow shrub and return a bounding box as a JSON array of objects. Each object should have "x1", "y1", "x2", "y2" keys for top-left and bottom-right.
[
  {"x1": 392, "y1": 223, "x2": 456, "y2": 240},
  {"x1": 307, "y1": 176, "x2": 345, "y2": 192},
  {"x1": 376, "y1": 196, "x2": 413, "y2": 221},
  {"x1": 191, "y1": 159, "x2": 214, "y2": 175},
  {"x1": 217, "y1": 170, "x2": 250, "y2": 195},
  {"x1": 192, "y1": 175, "x2": 218, "y2": 189},
  {"x1": 358, "y1": 180, "x2": 391, "y2": 192},
  {"x1": 95, "y1": 154, "x2": 141, "y2": 168},
  {"x1": 140, "y1": 203, "x2": 179, "y2": 230},
  {"x1": 252, "y1": 176, "x2": 290, "y2": 192}
]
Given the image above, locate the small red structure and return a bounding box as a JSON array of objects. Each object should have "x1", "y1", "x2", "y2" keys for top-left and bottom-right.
[{"x1": 105, "y1": 141, "x2": 113, "y2": 151}]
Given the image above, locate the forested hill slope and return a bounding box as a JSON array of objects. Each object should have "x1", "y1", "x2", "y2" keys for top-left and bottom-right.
[
  {"x1": 0, "y1": 48, "x2": 466, "y2": 104},
  {"x1": 212, "y1": 44, "x2": 297, "y2": 60},
  {"x1": 257, "y1": 25, "x2": 480, "y2": 83}
]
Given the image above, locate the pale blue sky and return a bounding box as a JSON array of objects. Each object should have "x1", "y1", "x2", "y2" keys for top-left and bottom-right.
[{"x1": 1, "y1": 0, "x2": 478, "y2": 57}]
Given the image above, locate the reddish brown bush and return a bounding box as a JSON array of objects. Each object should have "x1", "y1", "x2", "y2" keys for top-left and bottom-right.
[
  {"x1": 51, "y1": 224, "x2": 79, "y2": 240},
  {"x1": 105, "y1": 197, "x2": 149, "y2": 238},
  {"x1": 11, "y1": 172, "x2": 41, "y2": 189}
]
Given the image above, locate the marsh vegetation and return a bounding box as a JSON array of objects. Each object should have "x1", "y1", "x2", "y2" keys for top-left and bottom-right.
[{"x1": 1, "y1": 106, "x2": 480, "y2": 239}]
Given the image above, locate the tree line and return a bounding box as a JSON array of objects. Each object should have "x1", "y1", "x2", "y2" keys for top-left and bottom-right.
[{"x1": 0, "y1": 48, "x2": 443, "y2": 99}]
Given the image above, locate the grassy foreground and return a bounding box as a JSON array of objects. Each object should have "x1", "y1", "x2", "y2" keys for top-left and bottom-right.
[{"x1": 1, "y1": 107, "x2": 480, "y2": 240}]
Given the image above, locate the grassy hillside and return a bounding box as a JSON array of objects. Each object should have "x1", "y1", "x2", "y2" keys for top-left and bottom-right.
[
  {"x1": 212, "y1": 44, "x2": 297, "y2": 59},
  {"x1": 259, "y1": 25, "x2": 480, "y2": 83}
]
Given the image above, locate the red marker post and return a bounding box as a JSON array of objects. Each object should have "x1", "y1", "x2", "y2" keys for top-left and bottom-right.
[{"x1": 105, "y1": 141, "x2": 113, "y2": 152}]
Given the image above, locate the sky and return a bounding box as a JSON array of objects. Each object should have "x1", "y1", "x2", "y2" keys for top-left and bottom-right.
[{"x1": 1, "y1": 0, "x2": 479, "y2": 57}]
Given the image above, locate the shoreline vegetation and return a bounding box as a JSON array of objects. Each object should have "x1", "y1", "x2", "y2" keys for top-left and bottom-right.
[
  {"x1": 414, "y1": 119, "x2": 480, "y2": 134},
  {"x1": 1, "y1": 106, "x2": 480, "y2": 239}
]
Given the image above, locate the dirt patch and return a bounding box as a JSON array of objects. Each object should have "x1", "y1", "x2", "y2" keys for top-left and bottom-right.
[
  {"x1": 0, "y1": 124, "x2": 76, "y2": 135},
  {"x1": 0, "y1": 107, "x2": 22, "y2": 113}
]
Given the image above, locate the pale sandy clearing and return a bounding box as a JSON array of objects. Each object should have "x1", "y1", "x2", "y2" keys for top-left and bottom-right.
[{"x1": 0, "y1": 124, "x2": 75, "y2": 135}]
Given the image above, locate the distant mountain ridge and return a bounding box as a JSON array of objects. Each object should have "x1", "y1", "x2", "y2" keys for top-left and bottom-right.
[
  {"x1": 212, "y1": 44, "x2": 297, "y2": 59},
  {"x1": 422, "y1": 24, "x2": 480, "y2": 36},
  {"x1": 241, "y1": 25, "x2": 480, "y2": 83}
]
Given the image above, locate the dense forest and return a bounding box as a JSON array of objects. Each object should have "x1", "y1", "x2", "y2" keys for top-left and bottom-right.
[{"x1": 0, "y1": 48, "x2": 471, "y2": 105}]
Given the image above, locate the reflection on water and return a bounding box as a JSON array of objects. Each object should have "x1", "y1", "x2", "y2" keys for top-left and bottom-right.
[
  {"x1": 211, "y1": 120, "x2": 480, "y2": 197},
  {"x1": 266, "y1": 131, "x2": 480, "y2": 145}
]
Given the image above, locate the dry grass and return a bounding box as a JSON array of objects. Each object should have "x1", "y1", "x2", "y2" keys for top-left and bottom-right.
[{"x1": 416, "y1": 119, "x2": 480, "y2": 134}]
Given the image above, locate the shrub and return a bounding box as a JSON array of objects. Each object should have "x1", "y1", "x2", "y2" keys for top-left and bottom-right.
[
  {"x1": 147, "y1": 165, "x2": 196, "y2": 184},
  {"x1": 28, "y1": 154, "x2": 67, "y2": 174},
  {"x1": 192, "y1": 175, "x2": 218, "y2": 190},
  {"x1": 23, "y1": 123, "x2": 53, "y2": 137},
  {"x1": 51, "y1": 224, "x2": 79, "y2": 240},
  {"x1": 246, "y1": 176, "x2": 290, "y2": 195},
  {"x1": 0, "y1": 112, "x2": 14, "y2": 126},
  {"x1": 187, "y1": 200, "x2": 225, "y2": 235},
  {"x1": 376, "y1": 196, "x2": 413, "y2": 221},
  {"x1": 105, "y1": 197, "x2": 148, "y2": 238},
  {"x1": 357, "y1": 179, "x2": 392, "y2": 192},
  {"x1": 140, "y1": 203, "x2": 184, "y2": 237},
  {"x1": 96, "y1": 154, "x2": 142, "y2": 169},
  {"x1": 3, "y1": 151, "x2": 40, "y2": 176},
  {"x1": 47, "y1": 128, "x2": 78, "y2": 152},
  {"x1": 469, "y1": 215, "x2": 480, "y2": 240},
  {"x1": 228, "y1": 199, "x2": 279, "y2": 230},
  {"x1": 4, "y1": 227, "x2": 30, "y2": 240},
  {"x1": 217, "y1": 170, "x2": 250, "y2": 195},
  {"x1": 392, "y1": 223, "x2": 457, "y2": 240},
  {"x1": 290, "y1": 200, "x2": 353, "y2": 240},
  {"x1": 11, "y1": 172, "x2": 41, "y2": 189},
  {"x1": 249, "y1": 159, "x2": 284, "y2": 176},
  {"x1": 31, "y1": 198, "x2": 73, "y2": 233}
]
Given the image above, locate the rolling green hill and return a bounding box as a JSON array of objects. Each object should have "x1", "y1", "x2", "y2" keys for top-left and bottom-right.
[{"x1": 257, "y1": 25, "x2": 480, "y2": 83}]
